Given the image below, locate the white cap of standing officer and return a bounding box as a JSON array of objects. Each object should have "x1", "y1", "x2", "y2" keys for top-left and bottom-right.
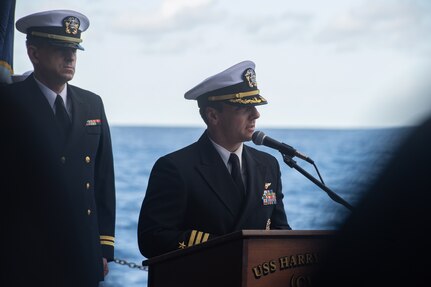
[{"x1": 16, "y1": 9, "x2": 89, "y2": 50}]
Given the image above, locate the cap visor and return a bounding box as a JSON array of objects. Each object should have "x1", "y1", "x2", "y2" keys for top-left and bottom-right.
[{"x1": 48, "y1": 40, "x2": 84, "y2": 50}]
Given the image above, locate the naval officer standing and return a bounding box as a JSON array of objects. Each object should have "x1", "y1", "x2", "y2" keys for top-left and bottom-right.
[
  {"x1": 138, "y1": 60, "x2": 291, "y2": 258},
  {"x1": 2, "y1": 9, "x2": 116, "y2": 286}
]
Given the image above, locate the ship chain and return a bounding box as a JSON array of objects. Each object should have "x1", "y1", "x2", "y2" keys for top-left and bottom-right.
[{"x1": 113, "y1": 258, "x2": 148, "y2": 271}]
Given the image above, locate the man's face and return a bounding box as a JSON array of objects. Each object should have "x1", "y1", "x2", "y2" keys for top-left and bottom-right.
[
  {"x1": 218, "y1": 103, "x2": 260, "y2": 144},
  {"x1": 32, "y1": 44, "x2": 77, "y2": 84}
]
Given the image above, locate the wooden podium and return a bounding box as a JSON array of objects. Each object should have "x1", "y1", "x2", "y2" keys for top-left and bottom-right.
[{"x1": 142, "y1": 230, "x2": 335, "y2": 287}]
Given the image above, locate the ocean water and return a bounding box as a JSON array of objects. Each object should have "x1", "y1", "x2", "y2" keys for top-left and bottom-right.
[{"x1": 103, "y1": 126, "x2": 410, "y2": 287}]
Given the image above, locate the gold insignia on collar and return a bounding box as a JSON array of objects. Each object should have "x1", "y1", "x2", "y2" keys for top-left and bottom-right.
[
  {"x1": 63, "y1": 16, "x2": 80, "y2": 35},
  {"x1": 264, "y1": 182, "x2": 271, "y2": 189},
  {"x1": 178, "y1": 241, "x2": 186, "y2": 249},
  {"x1": 244, "y1": 68, "x2": 257, "y2": 88}
]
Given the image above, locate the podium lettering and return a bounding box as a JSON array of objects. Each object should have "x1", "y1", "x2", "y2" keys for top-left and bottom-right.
[
  {"x1": 252, "y1": 260, "x2": 277, "y2": 279},
  {"x1": 279, "y1": 253, "x2": 318, "y2": 270}
]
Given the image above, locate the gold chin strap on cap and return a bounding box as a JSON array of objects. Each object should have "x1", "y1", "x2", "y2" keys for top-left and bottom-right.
[
  {"x1": 31, "y1": 31, "x2": 83, "y2": 43},
  {"x1": 207, "y1": 89, "x2": 260, "y2": 102}
]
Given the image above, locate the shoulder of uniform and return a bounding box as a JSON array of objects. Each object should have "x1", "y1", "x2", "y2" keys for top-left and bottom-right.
[
  {"x1": 68, "y1": 84, "x2": 102, "y2": 101},
  {"x1": 68, "y1": 84, "x2": 98, "y2": 96},
  {"x1": 245, "y1": 144, "x2": 278, "y2": 163}
]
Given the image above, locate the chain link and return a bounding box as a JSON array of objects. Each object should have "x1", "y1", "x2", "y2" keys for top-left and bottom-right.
[{"x1": 113, "y1": 257, "x2": 148, "y2": 271}]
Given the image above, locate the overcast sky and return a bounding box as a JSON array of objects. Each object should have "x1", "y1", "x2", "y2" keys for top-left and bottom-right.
[{"x1": 12, "y1": 0, "x2": 431, "y2": 128}]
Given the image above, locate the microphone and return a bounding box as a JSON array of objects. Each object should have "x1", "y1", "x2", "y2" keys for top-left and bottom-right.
[{"x1": 252, "y1": 131, "x2": 314, "y2": 164}]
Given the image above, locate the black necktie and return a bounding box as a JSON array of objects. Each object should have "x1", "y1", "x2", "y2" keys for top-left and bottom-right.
[
  {"x1": 55, "y1": 95, "x2": 71, "y2": 138},
  {"x1": 229, "y1": 153, "x2": 246, "y2": 197}
]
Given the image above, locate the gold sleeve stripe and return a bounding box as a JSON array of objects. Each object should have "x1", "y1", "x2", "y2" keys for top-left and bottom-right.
[
  {"x1": 187, "y1": 230, "x2": 210, "y2": 246},
  {"x1": 100, "y1": 235, "x2": 115, "y2": 242},
  {"x1": 188, "y1": 230, "x2": 197, "y2": 247},
  {"x1": 202, "y1": 233, "x2": 209, "y2": 243},
  {"x1": 101, "y1": 240, "x2": 115, "y2": 246},
  {"x1": 195, "y1": 231, "x2": 203, "y2": 244}
]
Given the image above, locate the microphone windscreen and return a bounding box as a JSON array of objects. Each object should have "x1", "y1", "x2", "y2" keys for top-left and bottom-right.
[{"x1": 252, "y1": 131, "x2": 265, "y2": 145}]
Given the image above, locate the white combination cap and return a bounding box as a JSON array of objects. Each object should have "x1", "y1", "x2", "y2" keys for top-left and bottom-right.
[
  {"x1": 184, "y1": 60, "x2": 267, "y2": 106},
  {"x1": 16, "y1": 10, "x2": 90, "y2": 50}
]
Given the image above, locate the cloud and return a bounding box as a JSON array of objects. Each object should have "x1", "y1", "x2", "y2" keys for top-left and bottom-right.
[
  {"x1": 368, "y1": 65, "x2": 431, "y2": 127},
  {"x1": 113, "y1": 0, "x2": 220, "y2": 35},
  {"x1": 240, "y1": 11, "x2": 314, "y2": 44},
  {"x1": 101, "y1": 0, "x2": 224, "y2": 53},
  {"x1": 316, "y1": 0, "x2": 431, "y2": 53}
]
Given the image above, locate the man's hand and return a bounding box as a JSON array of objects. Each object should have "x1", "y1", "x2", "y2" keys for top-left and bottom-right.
[{"x1": 103, "y1": 257, "x2": 109, "y2": 277}]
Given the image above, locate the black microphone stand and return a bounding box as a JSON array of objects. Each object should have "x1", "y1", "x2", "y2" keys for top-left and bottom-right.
[{"x1": 282, "y1": 154, "x2": 354, "y2": 211}]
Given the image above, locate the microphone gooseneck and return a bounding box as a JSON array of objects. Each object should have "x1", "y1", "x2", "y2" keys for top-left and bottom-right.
[{"x1": 252, "y1": 130, "x2": 353, "y2": 211}]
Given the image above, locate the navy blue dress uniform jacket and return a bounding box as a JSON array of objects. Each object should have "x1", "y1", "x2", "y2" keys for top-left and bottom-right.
[
  {"x1": 2, "y1": 75, "x2": 116, "y2": 283},
  {"x1": 138, "y1": 131, "x2": 290, "y2": 258}
]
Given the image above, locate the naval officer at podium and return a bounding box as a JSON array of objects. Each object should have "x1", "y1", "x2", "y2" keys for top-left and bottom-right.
[{"x1": 138, "y1": 60, "x2": 291, "y2": 258}]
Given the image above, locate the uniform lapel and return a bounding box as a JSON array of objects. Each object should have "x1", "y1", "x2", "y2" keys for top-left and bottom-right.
[
  {"x1": 234, "y1": 145, "x2": 267, "y2": 228},
  {"x1": 25, "y1": 76, "x2": 57, "y2": 123},
  {"x1": 24, "y1": 76, "x2": 65, "y2": 142},
  {"x1": 11, "y1": 76, "x2": 68, "y2": 153},
  {"x1": 195, "y1": 132, "x2": 242, "y2": 218}
]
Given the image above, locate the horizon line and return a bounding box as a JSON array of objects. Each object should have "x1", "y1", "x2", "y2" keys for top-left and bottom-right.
[{"x1": 109, "y1": 123, "x2": 414, "y2": 130}]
